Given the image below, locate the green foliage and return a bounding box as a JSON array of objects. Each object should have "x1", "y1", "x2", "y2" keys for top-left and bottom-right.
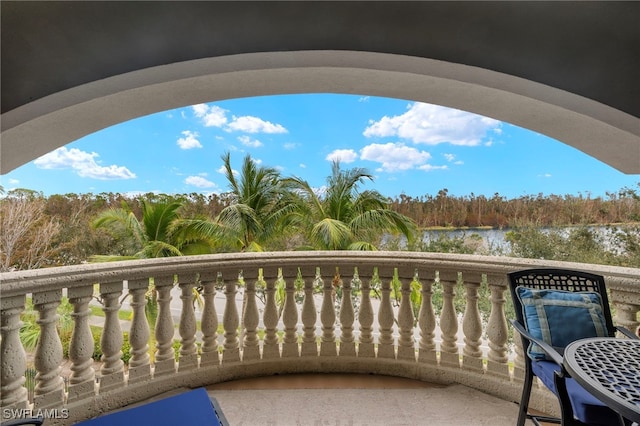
[
  {"x1": 504, "y1": 225, "x2": 622, "y2": 265},
  {"x1": 608, "y1": 224, "x2": 640, "y2": 267},
  {"x1": 173, "y1": 339, "x2": 181, "y2": 361},
  {"x1": 91, "y1": 198, "x2": 219, "y2": 261},
  {"x1": 91, "y1": 326, "x2": 104, "y2": 361},
  {"x1": 418, "y1": 232, "x2": 479, "y2": 254},
  {"x1": 20, "y1": 297, "x2": 74, "y2": 352},
  {"x1": 285, "y1": 162, "x2": 417, "y2": 250},
  {"x1": 90, "y1": 327, "x2": 131, "y2": 364},
  {"x1": 409, "y1": 273, "x2": 422, "y2": 323},
  {"x1": 217, "y1": 152, "x2": 294, "y2": 251}
]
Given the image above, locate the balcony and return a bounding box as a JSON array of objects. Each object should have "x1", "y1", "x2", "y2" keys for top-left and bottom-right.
[{"x1": 1, "y1": 251, "x2": 639, "y2": 425}]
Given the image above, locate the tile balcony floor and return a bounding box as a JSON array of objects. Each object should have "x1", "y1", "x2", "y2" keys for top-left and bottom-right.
[{"x1": 206, "y1": 373, "x2": 522, "y2": 426}]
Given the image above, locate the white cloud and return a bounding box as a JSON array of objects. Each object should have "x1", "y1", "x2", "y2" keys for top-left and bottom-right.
[
  {"x1": 358, "y1": 96, "x2": 370, "y2": 103},
  {"x1": 299, "y1": 163, "x2": 307, "y2": 168},
  {"x1": 418, "y1": 164, "x2": 448, "y2": 172},
  {"x1": 226, "y1": 116, "x2": 287, "y2": 134},
  {"x1": 283, "y1": 142, "x2": 299, "y2": 150},
  {"x1": 192, "y1": 104, "x2": 228, "y2": 127},
  {"x1": 34, "y1": 147, "x2": 136, "y2": 180},
  {"x1": 363, "y1": 102, "x2": 501, "y2": 146},
  {"x1": 9, "y1": 178, "x2": 19, "y2": 185},
  {"x1": 185, "y1": 175, "x2": 216, "y2": 188},
  {"x1": 360, "y1": 143, "x2": 432, "y2": 172},
  {"x1": 177, "y1": 130, "x2": 202, "y2": 149},
  {"x1": 217, "y1": 165, "x2": 239, "y2": 176},
  {"x1": 443, "y1": 153, "x2": 464, "y2": 165},
  {"x1": 326, "y1": 149, "x2": 358, "y2": 163},
  {"x1": 238, "y1": 135, "x2": 263, "y2": 148}
]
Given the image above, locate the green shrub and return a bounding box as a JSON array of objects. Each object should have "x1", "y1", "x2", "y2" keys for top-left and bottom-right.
[
  {"x1": 173, "y1": 339, "x2": 181, "y2": 361},
  {"x1": 90, "y1": 327, "x2": 131, "y2": 364}
]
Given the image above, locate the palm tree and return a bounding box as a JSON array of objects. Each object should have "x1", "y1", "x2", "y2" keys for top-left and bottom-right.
[
  {"x1": 91, "y1": 198, "x2": 219, "y2": 261},
  {"x1": 91, "y1": 198, "x2": 215, "y2": 329},
  {"x1": 285, "y1": 162, "x2": 416, "y2": 250},
  {"x1": 217, "y1": 152, "x2": 294, "y2": 251}
]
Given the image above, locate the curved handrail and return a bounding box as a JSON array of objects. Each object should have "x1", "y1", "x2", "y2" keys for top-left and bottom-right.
[{"x1": 2, "y1": 251, "x2": 638, "y2": 294}]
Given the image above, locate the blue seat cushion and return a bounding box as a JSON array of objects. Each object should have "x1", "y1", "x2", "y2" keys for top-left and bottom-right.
[
  {"x1": 75, "y1": 387, "x2": 225, "y2": 426},
  {"x1": 516, "y1": 287, "x2": 609, "y2": 360},
  {"x1": 532, "y1": 360, "x2": 621, "y2": 426}
]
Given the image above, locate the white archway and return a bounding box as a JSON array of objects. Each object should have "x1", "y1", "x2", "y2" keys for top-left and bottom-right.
[{"x1": 2, "y1": 51, "x2": 639, "y2": 174}]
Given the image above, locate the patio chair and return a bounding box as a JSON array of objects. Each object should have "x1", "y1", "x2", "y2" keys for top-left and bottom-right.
[
  {"x1": 508, "y1": 268, "x2": 638, "y2": 426},
  {"x1": 75, "y1": 387, "x2": 229, "y2": 426}
]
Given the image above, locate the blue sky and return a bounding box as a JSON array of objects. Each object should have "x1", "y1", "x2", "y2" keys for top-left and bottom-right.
[{"x1": 2, "y1": 94, "x2": 639, "y2": 199}]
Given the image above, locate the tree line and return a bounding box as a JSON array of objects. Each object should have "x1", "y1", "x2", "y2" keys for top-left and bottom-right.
[
  {"x1": 388, "y1": 187, "x2": 640, "y2": 228},
  {"x1": 1, "y1": 155, "x2": 639, "y2": 271}
]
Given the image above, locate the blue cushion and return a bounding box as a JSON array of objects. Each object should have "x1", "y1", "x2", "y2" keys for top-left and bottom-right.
[
  {"x1": 76, "y1": 388, "x2": 225, "y2": 425},
  {"x1": 532, "y1": 361, "x2": 621, "y2": 426},
  {"x1": 515, "y1": 287, "x2": 608, "y2": 360}
]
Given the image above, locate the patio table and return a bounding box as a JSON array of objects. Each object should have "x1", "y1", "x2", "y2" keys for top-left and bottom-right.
[{"x1": 563, "y1": 337, "x2": 640, "y2": 424}]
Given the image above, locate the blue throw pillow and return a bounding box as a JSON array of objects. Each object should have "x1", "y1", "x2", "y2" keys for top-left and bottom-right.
[{"x1": 515, "y1": 286, "x2": 608, "y2": 361}]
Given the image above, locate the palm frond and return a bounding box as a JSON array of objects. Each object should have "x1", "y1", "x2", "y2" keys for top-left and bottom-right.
[
  {"x1": 347, "y1": 241, "x2": 379, "y2": 251},
  {"x1": 140, "y1": 240, "x2": 183, "y2": 258},
  {"x1": 170, "y1": 218, "x2": 222, "y2": 241},
  {"x1": 311, "y1": 218, "x2": 353, "y2": 250},
  {"x1": 141, "y1": 200, "x2": 182, "y2": 242}
]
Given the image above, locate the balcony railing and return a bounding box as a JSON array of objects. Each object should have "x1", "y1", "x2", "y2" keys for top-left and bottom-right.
[{"x1": 1, "y1": 251, "x2": 639, "y2": 424}]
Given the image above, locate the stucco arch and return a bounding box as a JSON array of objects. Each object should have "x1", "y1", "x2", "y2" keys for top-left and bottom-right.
[
  {"x1": 3, "y1": 50, "x2": 639, "y2": 175},
  {"x1": 2, "y1": 2, "x2": 638, "y2": 175}
]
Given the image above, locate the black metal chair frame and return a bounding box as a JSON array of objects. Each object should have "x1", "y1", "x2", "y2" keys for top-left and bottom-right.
[
  {"x1": 508, "y1": 268, "x2": 637, "y2": 426},
  {"x1": 0, "y1": 417, "x2": 43, "y2": 426}
]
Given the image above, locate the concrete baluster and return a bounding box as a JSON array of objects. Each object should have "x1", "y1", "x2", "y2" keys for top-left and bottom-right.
[
  {"x1": 97, "y1": 283, "x2": 126, "y2": 392},
  {"x1": 222, "y1": 273, "x2": 240, "y2": 363},
  {"x1": 418, "y1": 271, "x2": 437, "y2": 363},
  {"x1": 153, "y1": 276, "x2": 176, "y2": 376},
  {"x1": 377, "y1": 270, "x2": 395, "y2": 359},
  {"x1": 439, "y1": 271, "x2": 460, "y2": 367},
  {"x1": 485, "y1": 274, "x2": 510, "y2": 377},
  {"x1": 397, "y1": 269, "x2": 416, "y2": 360},
  {"x1": 513, "y1": 336, "x2": 526, "y2": 381},
  {"x1": 612, "y1": 300, "x2": 640, "y2": 338},
  {"x1": 200, "y1": 273, "x2": 220, "y2": 366},
  {"x1": 301, "y1": 267, "x2": 319, "y2": 356},
  {"x1": 178, "y1": 275, "x2": 198, "y2": 371},
  {"x1": 339, "y1": 268, "x2": 356, "y2": 357},
  {"x1": 320, "y1": 267, "x2": 337, "y2": 357},
  {"x1": 263, "y1": 271, "x2": 280, "y2": 359},
  {"x1": 33, "y1": 290, "x2": 65, "y2": 408},
  {"x1": 242, "y1": 272, "x2": 260, "y2": 360},
  {"x1": 461, "y1": 273, "x2": 484, "y2": 371},
  {"x1": 67, "y1": 285, "x2": 96, "y2": 402},
  {"x1": 127, "y1": 279, "x2": 151, "y2": 382},
  {"x1": 0, "y1": 295, "x2": 28, "y2": 409},
  {"x1": 357, "y1": 269, "x2": 375, "y2": 358},
  {"x1": 282, "y1": 268, "x2": 300, "y2": 357}
]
